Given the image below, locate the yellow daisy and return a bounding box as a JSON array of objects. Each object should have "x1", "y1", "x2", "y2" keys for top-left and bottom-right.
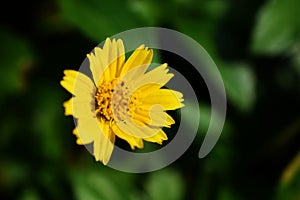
[{"x1": 60, "y1": 38, "x2": 184, "y2": 165}]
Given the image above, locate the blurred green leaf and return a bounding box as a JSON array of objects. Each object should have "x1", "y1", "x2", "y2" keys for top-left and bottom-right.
[
  {"x1": 145, "y1": 169, "x2": 184, "y2": 200},
  {"x1": 128, "y1": 0, "x2": 161, "y2": 25},
  {"x1": 251, "y1": 0, "x2": 300, "y2": 54},
  {"x1": 292, "y1": 43, "x2": 300, "y2": 74},
  {"x1": 275, "y1": 151, "x2": 300, "y2": 200},
  {"x1": 175, "y1": 0, "x2": 228, "y2": 56},
  {"x1": 201, "y1": 0, "x2": 229, "y2": 20},
  {"x1": 32, "y1": 85, "x2": 64, "y2": 161},
  {"x1": 176, "y1": 17, "x2": 217, "y2": 56},
  {"x1": 217, "y1": 186, "x2": 240, "y2": 200},
  {"x1": 0, "y1": 28, "x2": 33, "y2": 97},
  {"x1": 198, "y1": 104, "x2": 211, "y2": 134},
  {"x1": 19, "y1": 188, "x2": 40, "y2": 200},
  {"x1": 0, "y1": 114, "x2": 20, "y2": 148},
  {"x1": 58, "y1": 0, "x2": 147, "y2": 41},
  {"x1": 0, "y1": 160, "x2": 29, "y2": 189},
  {"x1": 70, "y1": 166, "x2": 132, "y2": 200},
  {"x1": 181, "y1": 102, "x2": 209, "y2": 136},
  {"x1": 219, "y1": 63, "x2": 256, "y2": 112}
]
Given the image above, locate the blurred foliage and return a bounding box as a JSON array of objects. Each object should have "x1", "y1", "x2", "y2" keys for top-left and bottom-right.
[
  {"x1": 274, "y1": 150, "x2": 300, "y2": 200},
  {"x1": 145, "y1": 169, "x2": 184, "y2": 200},
  {"x1": 219, "y1": 62, "x2": 256, "y2": 112},
  {"x1": 59, "y1": 0, "x2": 145, "y2": 41},
  {"x1": 251, "y1": 0, "x2": 300, "y2": 55},
  {"x1": 0, "y1": 29, "x2": 33, "y2": 98},
  {"x1": 0, "y1": 0, "x2": 300, "y2": 199}
]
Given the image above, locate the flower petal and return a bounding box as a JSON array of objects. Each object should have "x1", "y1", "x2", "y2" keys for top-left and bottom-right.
[
  {"x1": 164, "y1": 113, "x2": 175, "y2": 127},
  {"x1": 72, "y1": 128, "x2": 84, "y2": 145},
  {"x1": 115, "y1": 39, "x2": 125, "y2": 77},
  {"x1": 143, "y1": 129, "x2": 168, "y2": 145},
  {"x1": 133, "y1": 63, "x2": 173, "y2": 90},
  {"x1": 60, "y1": 70, "x2": 95, "y2": 99},
  {"x1": 63, "y1": 98, "x2": 73, "y2": 116},
  {"x1": 74, "y1": 117, "x2": 99, "y2": 145},
  {"x1": 89, "y1": 38, "x2": 125, "y2": 85},
  {"x1": 131, "y1": 104, "x2": 172, "y2": 127},
  {"x1": 87, "y1": 50, "x2": 105, "y2": 86},
  {"x1": 141, "y1": 89, "x2": 184, "y2": 110},
  {"x1": 132, "y1": 108, "x2": 175, "y2": 128},
  {"x1": 111, "y1": 123, "x2": 144, "y2": 150},
  {"x1": 62, "y1": 97, "x2": 94, "y2": 118},
  {"x1": 120, "y1": 45, "x2": 153, "y2": 79},
  {"x1": 93, "y1": 121, "x2": 115, "y2": 165},
  {"x1": 117, "y1": 118, "x2": 161, "y2": 139},
  {"x1": 107, "y1": 39, "x2": 118, "y2": 79}
]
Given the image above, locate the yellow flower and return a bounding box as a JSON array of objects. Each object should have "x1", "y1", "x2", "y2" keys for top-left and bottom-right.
[{"x1": 60, "y1": 38, "x2": 184, "y2": 165}]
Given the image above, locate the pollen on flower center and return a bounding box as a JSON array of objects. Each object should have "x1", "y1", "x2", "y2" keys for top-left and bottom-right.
[{"x1": 95, "y1": 80, "x2": 135, "y2": 122}]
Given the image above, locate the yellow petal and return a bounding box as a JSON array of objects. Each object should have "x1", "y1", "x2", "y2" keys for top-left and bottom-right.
[
  {"x1": 133, "y1": 63, "x2": 173, "y2": 91},
  {"x1": 143, "y1": 129, "x2": 168, "y2": 145},
  {"x1": 73, "y1": 128, "x2": 84, "y2": 145},
  {"x1": 132, "y1": 104, "x2": 166, "y2": 127},
  {"x1": 111, "y1": 123, "x2": 143, "y2": 150},
  {"x1": 132, "y1": 108, "x2": 175, "y2": 128},
  {"x1": 120, "y1": 45, "x2": 153, "y2": 78},
  {"x1": 63, "y1": 98, "x2": 73, "y2": 116},
  {"x1": 135, "y1": 83, "x2": 162, "y2": 98},
  {"x1": 115, "y1": 39, "x2": 125, "y2": 77},
  {"x1": 107, "y1": 39, "x2": 118, "y2": 79},
  {"x1": 98, "y1": 38, "x2": 112, "y2": 82},
  {"x1": 89, "y1": 38, "x2": 126, "y2": 85},
  {"x1": 87, "y1": 51, "x2": 105, "y2": 86},
  {"x1": 74, "y1": 117, "x2": 99, "y2": 145},
  {"x1": 60, "y1": 70, "x2": 95, "y2": 99},
  {"x1": 141, "y1": 89, "x2": 184, "y2": 110},
  {"x1": 164, "y1": 113, "x2": 175, "y2": 128},
  {"x1": 62, "y1": 97, "x2": 94, "y2": 118},
  {"x1": 117, "y1": 119, "x2": 161, "y2": 139},
  {"x1": 93, "y1": 121, "x2": 115, "y2": 165}
]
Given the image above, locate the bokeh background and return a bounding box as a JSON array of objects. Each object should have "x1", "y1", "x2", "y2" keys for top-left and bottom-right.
[{"x1": 1, "y1": 0, "x2": 300, "y2": 199}]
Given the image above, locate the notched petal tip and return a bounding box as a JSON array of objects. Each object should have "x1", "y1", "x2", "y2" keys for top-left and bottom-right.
[
  {"x1": 137, "y1": 44, "x2": 145, "y2": 50},
  {"x1": 59, "y1": 80, "x2": 65, "y2": 88},
  {"x1": 144, "y1": 130, "x2": 168, "y2": 145},
  {"x1": 76, "y1": 138, "x2": 83, "y2": 145},
  {"x1": 63, "y1": 98, "x2": 73, "y2": 116}
]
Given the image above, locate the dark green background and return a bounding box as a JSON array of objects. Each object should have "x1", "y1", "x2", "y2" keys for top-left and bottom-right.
[{"x1": 0, "y1": 0, "x2": 300, "y2": 199}]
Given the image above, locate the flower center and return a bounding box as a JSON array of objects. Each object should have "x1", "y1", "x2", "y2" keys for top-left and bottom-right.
[{"x1": 95, "y1": 80, "x2": 134, "y2": 122}]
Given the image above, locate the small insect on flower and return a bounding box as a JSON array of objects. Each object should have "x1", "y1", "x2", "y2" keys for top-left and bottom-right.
[{"x1": 60, "y1": 38, "x2": 184, "y2": 165}]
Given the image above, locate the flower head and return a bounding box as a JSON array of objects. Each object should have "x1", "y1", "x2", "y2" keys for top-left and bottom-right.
[{"x1": 60, "y1": 38, "x2": 184, "y2": 165}]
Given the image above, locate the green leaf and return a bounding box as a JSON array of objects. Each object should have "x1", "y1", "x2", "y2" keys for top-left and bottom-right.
[
  {"x1": 128, "y1": 0, "x2": 162, "y2": 25},
  {"x1": 219, "y1": 62, "x2": 256, "y2": 112},
  {"x1": 176, "y1": 18, "x2": 217, "y2": 56},
  {"x1": 32, "y1": 85, "x2": 65, "y2": 161},
  {"x1": 145, "y1": 169, "x2": 184, "y2": 200},
  {"x1": 275, "y1": 151, "x2": 300, "y2": 200},
  {"x1": 70, "y1": 167, "x2": 126, "y2": 200},
  {"x1": 0, "y1": 28, "x2": 33, "y2": 97},
  {"x1": 251, "y1": 0, "x2": 300, "y2": 54},
  {"x1": 180, "y1": 101, "x2": 209, "y2": 136},
  {"x1": 201, "y1": 0, "x2": 229, "y2": 21},
  {"x1": 0, "y1": 160, "x2": 30, "y2": 189},
  {"x1": 19, "y1": 188, "x2": 40, "y2": 200},
  {"x1": 175, "y1": 0, "x2": 229, "y2": 57},
  {"x1": 58, "y1": 0, "x2": 147, "y2": 41},
  {"x1": 217, "y1": 186, "x2": 240, "y2": 200}
]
